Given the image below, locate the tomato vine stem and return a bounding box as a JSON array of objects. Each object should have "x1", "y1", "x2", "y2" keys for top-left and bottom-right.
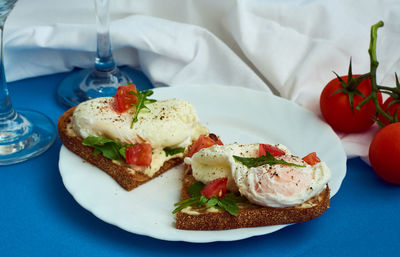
[{"x1": 356, "y1": 21, "x2": 394, "y2": 123}]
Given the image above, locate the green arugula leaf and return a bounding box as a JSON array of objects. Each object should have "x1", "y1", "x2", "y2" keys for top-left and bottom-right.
[
  {"x1": 172, "y1": 196, "x2": 201, "y2": 214},
  {"x1": 130, "y1": 90, "x2": 157, "y2": 128},
  {"x1": 233, "y1": 151, "x2": 305, "y2": 168},
  {"x1": 187, "y1": 182, "x2": 204, "y2": 197},
  {"x1": 218, "y1": 197, "x2": 239, "y2": 216},
  {"x1": 83, "y1": 136, "x2": 124, "y2": 160},
  {"x1": 172, "y1": 182, "x2": 241, "y2": 216},
  {"x1": 93, "y1": 149, "x2": 101, "y2": 156},
  {"x1": 119, "y1": 144, "x2": 133, "y2": 159},
  {"x1": 82, "y1": 136, "x2": 134, "y2": 161},
  {"x1": 206, "y1": 196, "x2": 219, "y2": 207},
  {"x1": 96, "y1": 142, "x2": 123, "y2": 160},
  {"x1": 199, "y1": 195, "x2": 208, "y2": 205},
  {"x1": 163, "y1": 147, "x2": 185, "y2": 157}
]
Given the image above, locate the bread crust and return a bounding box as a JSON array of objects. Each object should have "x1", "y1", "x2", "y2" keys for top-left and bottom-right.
[
  {"x1": 176, "y1": 167, "x2": 330, "y2": 230},
  {"x1": 58, "y1": 107, "x2": 183, "y2": 191}
]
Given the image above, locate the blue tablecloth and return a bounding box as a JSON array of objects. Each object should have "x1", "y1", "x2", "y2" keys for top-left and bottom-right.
[{"x1": 1, "y1": 72, "x2": 399, "y2": 257}]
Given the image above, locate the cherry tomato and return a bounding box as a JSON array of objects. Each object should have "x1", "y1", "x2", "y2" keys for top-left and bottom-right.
[
  {"x1": 369, "y1": 123, "x2": 400, "y2": 184},
  {"x1": 113, "y1": 84, "x2": 138, "y2": 113},
  {"x1": 125, "y1": 143, "x2": 152, "y2": 166},
  {"x1": 201, "y1": 178, "x2": 228, "y2": 199},
  {"x1": 320, "y1": 75, "x2": 382, "y2": 133},
  {"x1": 302, "y1": 152, "x2": 321, "y2": 165},
  {"x1": 377, "y1": 96, "x2": 400, "y2": 126},
  {"x1": 258, "y1": 144, "x2": 285, "y2": 157},
  {"x1": 187, "y1": 135, "x2": 223, "y2": 157}
]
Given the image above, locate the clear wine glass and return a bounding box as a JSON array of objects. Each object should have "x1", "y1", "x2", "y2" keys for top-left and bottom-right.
[
  {"x1": 56, "y1": 0, "x2": 153, "y2": 108},
  {"x1": 0, "y1": 0, "x2": 56, "y2": 165}
]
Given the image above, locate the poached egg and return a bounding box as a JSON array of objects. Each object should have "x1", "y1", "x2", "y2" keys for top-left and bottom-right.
[
  {"x1": 73, "y1": 97, "x2": 208, "y2": 148},
  {"x1": 185, "y1": 143, "x2": 331, "y2": 208},
  {"x1": 72, "y1": 97, "x2": 209, "y2": 176}
]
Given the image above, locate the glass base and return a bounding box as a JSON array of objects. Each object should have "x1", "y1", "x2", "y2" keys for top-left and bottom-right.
[
  {"x1": 0, "y1": 109, "x2": 56, "y2": 165},
  {"x1": 57, "y1": 66, "x2": 154, "y2": 108}
]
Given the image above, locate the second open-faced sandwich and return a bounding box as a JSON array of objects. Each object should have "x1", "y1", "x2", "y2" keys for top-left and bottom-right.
[{"x1": 174, "y1": 140, "x2": 331, "y2": 230}]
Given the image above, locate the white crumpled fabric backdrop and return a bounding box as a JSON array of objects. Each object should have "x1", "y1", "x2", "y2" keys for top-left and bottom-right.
[{"x1": 5, "y1": 0, "x2": 400, "y2": 161}]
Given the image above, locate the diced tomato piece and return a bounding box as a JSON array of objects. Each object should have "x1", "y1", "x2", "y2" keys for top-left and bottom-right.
[
  {"x1": 259, "y1": 144, "x2": 285, "y2": 157},
  {"x1": 113, "y1": 84, "x2": 138, "y2": 113},
  {"x1": 302, "y1": 152, "x2": 321, "y2": 165},
  {"x1": 187, "y1": 135, "x2": 223, "y2": 157},
  {"x1": 125, "y1": 143, "x2": 152, "y2": 166},
  {"x1": 201, "y1": 178, "x2": 228, "y2": 199}
]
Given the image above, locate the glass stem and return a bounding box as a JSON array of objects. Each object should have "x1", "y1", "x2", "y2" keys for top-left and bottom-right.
[
  {"x1": 94, "y1": 0, "x2": 116, "y2": 72},
  {"x1": 0, "y1": 25, "x2": 15, "y2": 121}
]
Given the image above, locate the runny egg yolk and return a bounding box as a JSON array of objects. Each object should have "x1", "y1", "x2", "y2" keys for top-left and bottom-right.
[{"x1": 253, "y1": 156, "x2": 312, "y2": 197}]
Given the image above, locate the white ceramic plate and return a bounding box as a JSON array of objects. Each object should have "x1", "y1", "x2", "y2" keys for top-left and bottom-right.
[{"x1": 59, "y1": 85, "x2": 346, "y2": 243}]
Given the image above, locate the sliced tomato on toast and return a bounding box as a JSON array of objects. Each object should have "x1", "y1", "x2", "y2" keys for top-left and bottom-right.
[
  {"x1": 187, "y1": 134, "x2": 223, "y2": 157},
  {"x1": 113, "y1": 84, "x2": 138, "y2": 113},
  {"x1": 201, "y1": 178, "x2": 228, "y2": 199},
  {"x1": 125, "y1": 143, "x2": 152, "y2": 166}
]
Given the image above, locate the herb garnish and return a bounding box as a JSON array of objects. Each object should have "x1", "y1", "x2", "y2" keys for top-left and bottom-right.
[
  {"x1": 233, "y1": 151, "x2": 305, "y2": 168},
  {"x1": 172, "y1": 182, "x2": 244, "y2": 216},
  {"x1": 163, "y1": 147, "x2": 185, "y2": 156},
  {"x1": 130, "y1": 90, "x2": 157, "y2": 128},
  {"x1": 82, "y1": 136, "x2": 130, "y2": 160}
]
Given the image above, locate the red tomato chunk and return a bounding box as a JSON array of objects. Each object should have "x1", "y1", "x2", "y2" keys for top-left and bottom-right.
[
  {"x1": 126, "y1": 143, "x2": 152, "y2": 166},
  {"x1": 302, "y1": 152, "x2": 321, "y2": 166},
  {"x1": 258, "y1": 144, "x2": 285, "y2": 157},
  {"x1": 201, "y1": 178, "x2": 228, "y2": 199},
  {"x1": 188, "y1": 135, "x2": 223, "y2": 157},
  {"x1": 113, "y1": 84, "x2": 138, "y2": 113}
]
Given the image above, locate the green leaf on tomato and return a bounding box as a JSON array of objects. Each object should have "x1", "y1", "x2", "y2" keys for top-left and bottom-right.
[
  {"x1": 130, "y1": 89, "x2": 157, "y2": 127},
  {"x1": 233, "y1": 151, "x2": 305, "y2": 168}
]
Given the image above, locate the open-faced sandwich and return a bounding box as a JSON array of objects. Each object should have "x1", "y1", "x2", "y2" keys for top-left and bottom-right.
[
  {"x1": 174, "y1": 139, "x2": 331, "y2": 230},
  {"x1": 58, "y1": 84, "x2": 209, "y2": 191}
]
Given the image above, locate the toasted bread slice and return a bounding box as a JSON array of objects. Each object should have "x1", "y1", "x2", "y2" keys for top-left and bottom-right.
[
  {"x1": 58, "y1": 107, "x2": 184, "y2": 191},
  {"x1": 176, "y1": 166, "x2": 330, "y2": 230}
]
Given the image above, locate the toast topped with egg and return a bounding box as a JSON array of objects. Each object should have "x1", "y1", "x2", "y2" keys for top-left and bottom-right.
[
  {"x1": 58, "y1": 84, "x2": 209, "y2": 191},
  {"x1": 174, "y1": 142, "x2": 331, "y2": 230}
]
